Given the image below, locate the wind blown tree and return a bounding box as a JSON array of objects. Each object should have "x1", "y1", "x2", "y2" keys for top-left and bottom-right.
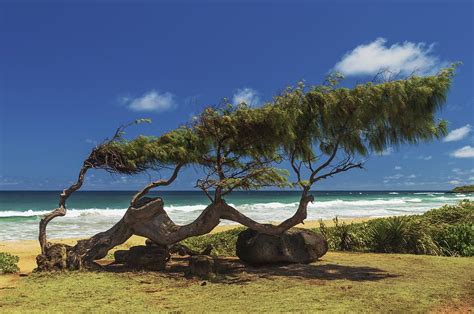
[{"x1": 37, "y1": 66, "x2": 456, "y2": 270}]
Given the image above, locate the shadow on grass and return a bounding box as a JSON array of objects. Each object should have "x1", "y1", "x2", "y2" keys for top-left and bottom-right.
[
  {"x1": 102, "y1": 256, "x2": 398, "y2": 284},
  {"x1": 244, "y1": 263, "x2": 398, "y2": 282}
]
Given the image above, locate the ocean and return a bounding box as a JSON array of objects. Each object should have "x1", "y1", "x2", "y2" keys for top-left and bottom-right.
[{"x1": 0, "y1": 190, "x2": 472, "y2": 241}]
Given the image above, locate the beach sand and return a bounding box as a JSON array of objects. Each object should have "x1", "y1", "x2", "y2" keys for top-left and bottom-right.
[{"x1": 0, "y1": 218, "x2": 370, "y2": 273}]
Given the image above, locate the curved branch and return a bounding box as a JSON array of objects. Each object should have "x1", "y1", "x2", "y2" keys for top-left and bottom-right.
[
  {"x1": 130, "y1": 163, "x2": 183, "y2": 207},
  {"x1": 221, "y1": 189, "x2": 314, "y2": 235},
  {"x1": 39, "y1": 164, "x2": 90, "y2": 254}
]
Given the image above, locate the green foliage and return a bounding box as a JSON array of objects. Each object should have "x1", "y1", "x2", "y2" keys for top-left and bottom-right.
[
  {"x1": 434, "y1": 224, "x2": 474, "y2": 256},
  {"x1": 423, "y1": 200, "x2": 474, "y2": 225},
  {"x1": 274, "y1": 65, "x2": 456, "y2": 163},
  {"x1": 0, "y1": 252, "x2": 20, "y2": 274},
  {"x1": 319, "y1": 217, "x2": 370, "y2": 251},
  {"x1": 79, "y1": 65, "x2": 457, "y2": 195},
  {"x1": 367, "y1": 217, "x2": 440, "y2": 255},
  {"x1": 315, "y1": 200, "x2": 473, "y2": 257},
  {"x1": 452, "y1": 185, "x2": 474, "y2": 193},
  {"x1": 180, "y1": 227, "x2": 245, "y2": 256}
]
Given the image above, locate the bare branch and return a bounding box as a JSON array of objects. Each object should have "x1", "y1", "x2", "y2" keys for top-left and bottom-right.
[
  {"x1": 130, "y1": 163, "x2": 184, "y2": 207},
  {"x1": 39, "y1": 163, "x2": 90, "y2": 254}
]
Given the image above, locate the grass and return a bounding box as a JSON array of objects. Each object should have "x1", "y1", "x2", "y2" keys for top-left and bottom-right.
[
  {"x1": 0, "y1": 202, "x2": 472, "y2": 312},
  {"x1": 0, "y1": 252, "x2": 472, "y2": 312}
]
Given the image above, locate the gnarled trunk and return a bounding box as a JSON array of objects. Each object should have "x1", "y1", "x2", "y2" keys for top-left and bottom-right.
[{"x1": 36, "y1": 191, "x2": 314, "y2": 271}]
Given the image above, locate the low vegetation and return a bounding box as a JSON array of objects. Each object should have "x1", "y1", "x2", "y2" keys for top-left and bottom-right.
[
  {"x1": 0, "y1": 252, "x2": 20, "y2": 274},
  {"x1": 1, "y1": 252, "x2": 472, "y2": 312},
  {"x1": 452, "y1": 185, "x2": 474, "y2": 193},
  {"x1": 181, "y1": 200, "x2": 474, "y2": 257},
  {"x1": 320, "y1": 200, "x2": 473, "y2": 256}
]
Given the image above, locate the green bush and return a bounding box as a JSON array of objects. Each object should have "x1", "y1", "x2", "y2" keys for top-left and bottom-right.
[
  {"x1": 180, "y1": 227, "x2": 244, "y2": 256},
  {"x1": 434, "y1": 223, "x2": 474, "y2": 256},
  {"x1": 423, "y1": 200, "x2": 473, "y2": 225},
  {"x1": 318, "y1": 218, "x2": 369, "y2": 251},
  {"x1": 366, "y1": 217, "x2": 441, "y2": 255},
  {"x1": 0, "y1": 252, "x2": 20, "y2": 274}
]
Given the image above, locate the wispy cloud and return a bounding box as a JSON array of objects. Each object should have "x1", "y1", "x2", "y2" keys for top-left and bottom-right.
[
  {"x1": 443, "y1": 124, "x2": 471, "y2": 142},
  {"x1": 232, "y1": 88, "x2": 260, "y2": 106},
  {"x1": 384, "y1": 173, "x2": 404, "y2": 180},
  {"x1": 452, "y1": 168, "x2": 474, "y2": 175},
  {"x1": 379, "y1": 147, "x2": 394, "y2": 156},
  {"x1": 333, "y1": 38, "x2": 445, "y2": 76},
  {"x1": 450, "y1": 146, "x2": 474, "y2": 158},
  {"x1": 124, "y1": 90, "x2": 176, "y2": 112},
  {"x1": 394, "y1": 166, "x2": 402, "y2": 170},
  {"x1": 418, "y1": 155, "x2": 432, "y2": 160}
]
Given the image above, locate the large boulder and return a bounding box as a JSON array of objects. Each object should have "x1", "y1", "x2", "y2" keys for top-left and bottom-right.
[{"x1": 236, "y1": 228, "x2": 328, "y2": 265}]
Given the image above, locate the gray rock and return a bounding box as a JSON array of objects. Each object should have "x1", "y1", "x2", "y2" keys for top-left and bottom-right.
[{"x1": 236, "y1": 228, "x2": 328, "y2": 265}]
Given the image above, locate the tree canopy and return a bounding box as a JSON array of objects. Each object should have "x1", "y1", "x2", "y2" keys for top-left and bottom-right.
[{"x1": 84, "y1": 65, "x2": 455, "y2": 196}]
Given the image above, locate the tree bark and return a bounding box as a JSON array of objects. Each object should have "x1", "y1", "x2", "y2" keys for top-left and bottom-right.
[
  {"x1": 37, "y1": 190, "x2": 314, "y2": 271},
  {"x1": 38, "y1": 165, "x2": 90, "y2": 254}
]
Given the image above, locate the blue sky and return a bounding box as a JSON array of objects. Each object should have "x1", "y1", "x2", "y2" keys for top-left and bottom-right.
[{"x1": 0, "y1": 1, "x2": 473, "y2": 191}]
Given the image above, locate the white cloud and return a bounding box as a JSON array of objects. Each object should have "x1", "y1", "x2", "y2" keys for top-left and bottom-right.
[
  {"x1": 379, "y1": 147, "x2": 394, "y2": 156},
  {"x1": 407, "y1": 174, "x2": 417, "y2": 179},
  {"x1": 384, "y1": 174, "x2": 404, "y2": 180},
  {"x1": 232, "y1": 88, "x2": 260, "y2": 106},
  {"x1": 394, "y1": 166, "x2": 402, "y2": 170},
  {"x1": 443, "y1": 124, "x2": 471, "y2": 142},
  {"x1": 418, "y1": 155, "x2": 432, "y2": 160},
  {"x1": 448, "y1": 180, "x2": 461, "y2": 185},
  {"x1": 126, "y1": 90, "x2": 176, "y2": 112},
  {"x1": 452, "y1": 168, "x2": 474, "y2": 175},
  {"x1": 450, "y1": 146, "x2": 474, "y2": 158},
  {"x1": 334, "y1": 38, "x2": 444, "y2": 76}
]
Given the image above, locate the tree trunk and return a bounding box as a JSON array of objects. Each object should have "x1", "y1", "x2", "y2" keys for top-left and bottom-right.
[{"x1": 36, "y1": 193, "x2": 314, "y2": 271}]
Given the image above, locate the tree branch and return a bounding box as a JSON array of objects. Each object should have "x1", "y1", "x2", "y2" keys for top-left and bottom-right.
[
  {"x1": 39, "y1": 163, "x2": 90, "y2": 254},
  {"x1": 130, "y1": 163, "x2": 184, "y2": 207},
  {"x1": 221, "y1": 189, "x2": 314, "y2": 235}
]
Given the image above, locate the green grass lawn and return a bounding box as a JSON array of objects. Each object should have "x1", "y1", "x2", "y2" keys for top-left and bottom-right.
[{"x1": 1, "y1": 252, "x2": 472, "y2": 313}]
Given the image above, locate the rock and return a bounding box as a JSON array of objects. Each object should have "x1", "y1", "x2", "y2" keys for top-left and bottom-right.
[
  {"x1": 187, "y1": 255, "x2": 216, "y2": 279},
  {"x1": 114, "y1": 245, "x2": 169, "y2": 271},
  {"x1": 236, "y1": 228, "x2": 328, "y2": 265}
]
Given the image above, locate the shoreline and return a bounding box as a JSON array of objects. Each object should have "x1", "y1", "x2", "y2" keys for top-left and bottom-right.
[{"x1": 0, "y1": 217, "x2": 371, "y2": 273}]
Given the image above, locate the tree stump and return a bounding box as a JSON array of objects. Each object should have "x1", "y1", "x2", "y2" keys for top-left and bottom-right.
[{"x1": 236, "y1": 228, "x2": 328, "y2": 265}]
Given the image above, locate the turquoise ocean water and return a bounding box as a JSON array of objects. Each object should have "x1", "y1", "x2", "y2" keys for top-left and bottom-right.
[{"x1": 0, "y1": 190, "x2": 472, "y2": 241}]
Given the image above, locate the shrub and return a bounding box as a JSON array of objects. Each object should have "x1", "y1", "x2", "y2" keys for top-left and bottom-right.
[
  {"x1": 366, "y1": 217, "x2": 441, "y2": 255},
  {"x1": 180, "y1": 227, "x2": 244, "y2": 256},
  {"x1": 423, "y1": 200, "x2": 473, "y2": 225},
  {"x1": 0, "y1": 252, "x2": 20, "y2": 274},
  {"x1": 318, "y1": 218, "x2": 369, "y2": 251},
  {"x1": 434, "y1": 223, "x2": 474, "y2": 257}
]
